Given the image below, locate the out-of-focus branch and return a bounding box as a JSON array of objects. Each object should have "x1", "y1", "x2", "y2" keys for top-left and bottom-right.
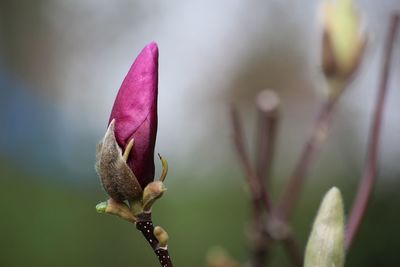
[
  {"x1": 274, "y1": 97, "x2": 337, "y2": 222},
  {"x1": 346, "y1": 14, "x2": 399, "y2": 250},
  {"x1": 274, "y1": 0, "x2": 367, "y2": 224},
  {"x1": 230, "y1": 106, "x2": 271, "y2": 211},
  {"x1": 230, "y1": 105, "x2": 269, "y2": 267},
  {"x1": 230, "y1": 101, "x2": 303, "y2": 267},
  {"x1": 252, "y1": 90, "x2": 280, "y2": 267},
  {"x1": 255, "y1": 90, "x2": 280, "y2": 185}
]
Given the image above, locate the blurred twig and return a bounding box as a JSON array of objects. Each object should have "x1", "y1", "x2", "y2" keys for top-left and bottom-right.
[
  {"x1": 346, "y1": 13, "x2": 400, "y2": 250},
  {"x1": 255, "y1": 90, "x2": 280, "y2": 185},
  {"x1": 252, "y1": 90, "x2": 279, "y2": 267},
  {"x1": 230, "y1": 98, "x2": 302, "y2": 267},
  {"x1": 274, "y1": 97, "x2": 337, "y2": 222},
  {"x1": 230, "y1": 105, "x2": 268, "y2": 267},
  {"x1": 230, "y1": 106, "x2": 271, "y2": 212}
]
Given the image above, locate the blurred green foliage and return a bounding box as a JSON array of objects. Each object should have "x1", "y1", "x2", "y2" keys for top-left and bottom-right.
[{"x1": 0, "y1": 159, "x2": 399, "y2": 266}]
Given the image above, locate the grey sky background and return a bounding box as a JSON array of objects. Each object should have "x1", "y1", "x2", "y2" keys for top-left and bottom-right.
[{"x1": 0, "y1": 0, "x2": 399, "y2": 183}]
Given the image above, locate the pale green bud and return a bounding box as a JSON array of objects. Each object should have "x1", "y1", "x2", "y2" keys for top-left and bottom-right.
[
  {"x1": 96, "y1": 201, "x2": 108, "y2": 213},
  {"x1": 95, "y1": 198, "x2": 137, "y2": 223},
  {"x1": 304, "y1": 187, "x2": 345, "y2": 267},
  {"x1": 321, "y1": 0, "x2": 366, "y2": 98}
]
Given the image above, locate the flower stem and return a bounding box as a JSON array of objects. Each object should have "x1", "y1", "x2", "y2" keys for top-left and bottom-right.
[
  {"x1": 345, "y1": 14, "x2": 399, "y2": 251},
  {"x1": 274, "y1": 97, "x2": 337, "y2": 222},
  {"x1": 136, "y1": 213, "x2": 174, "y2": 267}
]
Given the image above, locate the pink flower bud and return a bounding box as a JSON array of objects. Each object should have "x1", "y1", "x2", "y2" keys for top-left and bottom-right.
[{"x1": 109, "y1": 42, "x2": 158, "y2": 189}]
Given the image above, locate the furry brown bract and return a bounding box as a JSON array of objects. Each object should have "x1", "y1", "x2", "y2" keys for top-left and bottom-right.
[{"x1": 96, "y1": 120, "x2": 143, "y2": 203}]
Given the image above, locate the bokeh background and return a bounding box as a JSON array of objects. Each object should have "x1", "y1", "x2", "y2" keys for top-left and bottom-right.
[{"x1": 1, "y1": 1, "x2": 400, "y2": 266}]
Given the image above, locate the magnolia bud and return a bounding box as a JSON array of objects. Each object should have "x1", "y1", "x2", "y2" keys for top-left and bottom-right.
[
  {"x1": 321, "y1": 0, "x2": 366, "y2": 96},
  {"x1": 109, "y1": 42, "x2": 159, "y2": 189},
  {"x1": 304, "y1": 187, "x2": 345, "y2": 267}
]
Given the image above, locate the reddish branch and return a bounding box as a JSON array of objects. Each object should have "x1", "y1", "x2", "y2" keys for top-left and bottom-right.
[
  {"x1": 230, "y1": 106, "x2": 271, "y2": 212},
  {"x1": 230, "y1": 104, "x2": 302, "y2": 267},
  {"x1": 255, "y1": 90, "x2": 280, "y2": 185},
  {"x1": 274, "y1": 98, "x2": 337, "y2": 222},
  {"x1": 345, "y1": 14, "x2": 400, "y2": 250}
]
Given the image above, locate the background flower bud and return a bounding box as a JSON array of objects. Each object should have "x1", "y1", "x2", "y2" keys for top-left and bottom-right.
[
  {"x1": 304, "y1": 187, "x2": 345, "y2": 267},
  {"x1": 321, "y1": 0, "x2": 365, "y2": 81},
  {"x1": 109, "y1": 42, "x2": 159, "y2": 189}
]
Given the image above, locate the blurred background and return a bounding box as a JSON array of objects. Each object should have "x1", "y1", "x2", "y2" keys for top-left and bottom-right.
[{"x1": 1, "y1": 0, "x2": 399, "y2": 266}]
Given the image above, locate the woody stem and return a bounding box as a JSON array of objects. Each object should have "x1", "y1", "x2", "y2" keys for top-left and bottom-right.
[{"x1": 136, "y1": 213, "x2": 173, "y2": 267}]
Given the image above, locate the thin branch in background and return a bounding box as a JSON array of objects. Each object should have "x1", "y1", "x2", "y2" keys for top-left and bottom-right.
[
  {"x1": 251, "y1": 90, "x2": 279, "y2": 267},
  {"x1": 255, "y1": 89, "x2": 280, "y2": 185},
  {"x1": 230, "y1": 106, "x2": 271, "y2": 211},
  {"x1": 231, "y1": 103, "x2": 303, "y2": 267},
  {"x1": 230, "y1": 105, "x2": 268, "y2": 267},
  {"x1": 274, "y1": 97, "x2": 337, "y2": 222},
  {"x1": 345, "y1": 14, "x2": 400, "y2": 251}
]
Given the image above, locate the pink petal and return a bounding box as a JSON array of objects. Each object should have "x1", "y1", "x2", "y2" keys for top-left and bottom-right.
[{"x1": 109, "y1": 42, "x2": 158, "y2": 188}]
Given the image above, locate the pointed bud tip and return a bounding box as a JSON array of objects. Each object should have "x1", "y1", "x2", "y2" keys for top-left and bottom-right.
[
  {"x1": 147, "y1": 41, "x2": 158, "y2": 52},
  {"x1": 326, "y1": 186, "x2": 341, "y2": 199},
  {"x1": 144, "y1": 41, "x2": 159, "y2": 60},
  {"x1": 319, "y1": 186, "x2": 343, "y2": 216},
  {"x1": 304, "y1": 186, "x2": 345, "y2": 267}
]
